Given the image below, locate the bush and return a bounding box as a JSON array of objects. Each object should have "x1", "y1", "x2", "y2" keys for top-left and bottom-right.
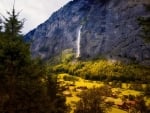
[
  {"x1": 63, "y1": 75, "x2": 78, "y2": 81},
  {"x1": 74, "y1": 86, "x2": 112, "y2": 113}
]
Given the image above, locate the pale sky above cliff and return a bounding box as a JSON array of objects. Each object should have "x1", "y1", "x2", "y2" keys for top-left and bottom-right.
[{"x1": 0, "y1": 0, "x2": 71, "y2": 34}]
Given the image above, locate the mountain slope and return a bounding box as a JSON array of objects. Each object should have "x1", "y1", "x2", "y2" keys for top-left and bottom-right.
[{"x1": 25, "y1": 0, "x2": 150, "y2": 64}]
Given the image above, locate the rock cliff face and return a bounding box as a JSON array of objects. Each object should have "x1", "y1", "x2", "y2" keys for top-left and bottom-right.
[{"x1": 25, "y1": 0, "x2": 150, "y2": 64}]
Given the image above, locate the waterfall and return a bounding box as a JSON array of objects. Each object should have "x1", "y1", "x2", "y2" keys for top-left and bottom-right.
[{"x1": 76, "y1": 25, "x2": 82, "y2": 58}]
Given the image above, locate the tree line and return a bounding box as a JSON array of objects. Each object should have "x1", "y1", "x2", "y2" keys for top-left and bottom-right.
[{"x1": 51, "y1": 60, "x2": 150, "y2": 83}]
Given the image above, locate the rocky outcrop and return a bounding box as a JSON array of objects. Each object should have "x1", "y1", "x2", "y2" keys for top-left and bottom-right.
[{"x1": 25, "y1": 0, "x2": 150, "y2": 64}]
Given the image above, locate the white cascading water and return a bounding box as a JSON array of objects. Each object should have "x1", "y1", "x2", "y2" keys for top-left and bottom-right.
[{"x1": 76, "y1": 25, "x2": 82, "y2": 58}]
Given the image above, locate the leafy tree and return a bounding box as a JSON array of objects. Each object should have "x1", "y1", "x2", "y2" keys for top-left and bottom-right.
[
  {"x1": 134, "y1": 96, "x2": 148, "y2": 113},
  {"x1": 144, "y1": 84, "x2": 150, "y2": 96},
  {"x1": 74, "y1": 86, "x2": 111, "y2": 113}
]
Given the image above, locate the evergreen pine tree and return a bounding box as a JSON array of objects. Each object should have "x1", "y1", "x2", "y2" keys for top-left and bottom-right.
[
  {"x1": 138, "y1": 4, "x2": 150, "y2": 43},
  {"x1": 0, "y1": 6, "x2": 68, "y2": 113}
]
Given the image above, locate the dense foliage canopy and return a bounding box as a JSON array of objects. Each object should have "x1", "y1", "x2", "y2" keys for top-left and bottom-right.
[{"x1": 51, "y1": 60, "x2": 150, "y2": 83}]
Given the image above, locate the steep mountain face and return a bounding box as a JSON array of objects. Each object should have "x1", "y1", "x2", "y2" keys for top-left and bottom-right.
[{"x1": 25, "y1": 0, "x2": 150, "y2": 64}]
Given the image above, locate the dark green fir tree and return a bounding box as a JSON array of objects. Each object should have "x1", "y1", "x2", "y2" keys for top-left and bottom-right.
[
  {"x1": 0, "y1": 5, "x2": 68, "y2": 113},
  {"x1": 138, "y1": 4, "x2": 150, "y2": 43}
]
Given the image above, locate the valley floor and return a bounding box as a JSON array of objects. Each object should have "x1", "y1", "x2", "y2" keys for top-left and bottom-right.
[{"x1": 57, "y1": 74, "x2": 150, "y2": 113}]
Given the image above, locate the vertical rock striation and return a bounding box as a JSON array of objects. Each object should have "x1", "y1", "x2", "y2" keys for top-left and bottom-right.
[{"x1": 25, "y1": 0, "x2": 150, "y2": 64}]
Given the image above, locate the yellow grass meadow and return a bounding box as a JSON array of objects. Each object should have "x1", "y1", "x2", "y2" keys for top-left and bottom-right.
[{"x1": 57, "y1": 74, "x2": 150, "y2": 113}]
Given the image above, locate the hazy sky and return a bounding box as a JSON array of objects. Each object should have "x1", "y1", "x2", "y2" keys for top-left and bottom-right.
[{"x1": 0, "y1": 0, "x2": 71, "y2": 34}]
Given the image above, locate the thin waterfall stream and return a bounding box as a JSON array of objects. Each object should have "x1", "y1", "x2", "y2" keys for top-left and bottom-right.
[{"x1": 76, "y1": 25, "x2": 82, "y2": 58}]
